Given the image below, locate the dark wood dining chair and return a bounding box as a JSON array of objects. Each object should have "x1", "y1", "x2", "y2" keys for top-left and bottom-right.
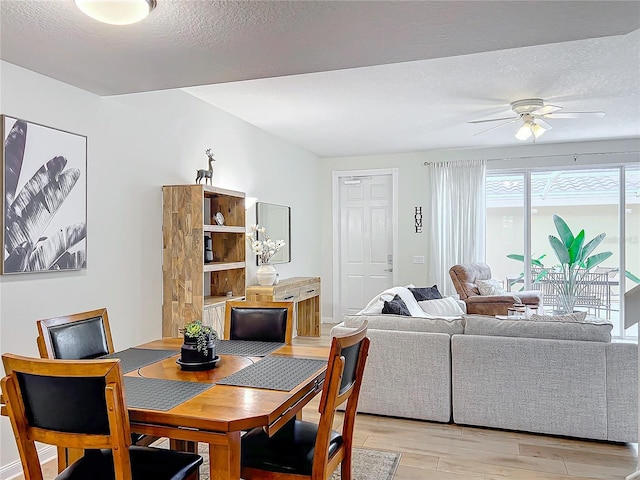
[
  {"x1": 1, "y1": 353, "x2": 203, "y2": 480},
  {"x1": 240, "y1": 319, "x2": 370, "y2": 480},
  {"x1": 224, "y1": 301, "x2": 294, "y2": 344},
  {"x1": 36, "y1": 308, "x2": 159, "y2": 470},
  {"x1": 37, "y1": 308, "x2": 114, "y2": 360}
]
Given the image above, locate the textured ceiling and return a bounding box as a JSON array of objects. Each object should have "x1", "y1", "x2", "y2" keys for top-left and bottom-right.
[{"x1": 1, "y1": 1, "x2": 639, "y2": 157}]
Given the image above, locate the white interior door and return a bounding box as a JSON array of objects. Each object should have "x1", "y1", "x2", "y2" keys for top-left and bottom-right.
[{"x1": 335, "y1": 172, "x2": 396, "y2": 319}]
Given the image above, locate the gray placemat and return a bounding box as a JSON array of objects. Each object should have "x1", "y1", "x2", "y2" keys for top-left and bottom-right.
[
  {"x1": 124, "y1": 377, "x2": 214, "y2": 411},
  {"x1": 102, "y1": 348, "x2": 178, "y2": 373},
  {"x1": 214, "y1": 340, "x2": 285, "y2": 357},
  {"x1": 217, "y1": 356, "x2": 327, "y2": 391}
]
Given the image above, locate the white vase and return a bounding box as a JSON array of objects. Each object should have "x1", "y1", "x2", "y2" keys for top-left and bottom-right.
[{"x1": 256, "y1": 264, "x2": 277, "y2": 286}]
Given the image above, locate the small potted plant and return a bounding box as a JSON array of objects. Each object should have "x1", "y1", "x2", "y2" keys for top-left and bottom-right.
[{"x1": 178, "y1": 320, "x2": 219, "y2": 369}]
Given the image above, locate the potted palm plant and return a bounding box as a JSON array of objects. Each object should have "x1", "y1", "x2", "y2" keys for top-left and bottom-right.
[{"x1": 541, "y1": 214, "x2": 612, "y2": 313}]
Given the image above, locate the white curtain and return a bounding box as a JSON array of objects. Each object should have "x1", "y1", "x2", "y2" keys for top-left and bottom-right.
[{"x1": 425, "y1": 159, "x2": 486, "y2": 296}]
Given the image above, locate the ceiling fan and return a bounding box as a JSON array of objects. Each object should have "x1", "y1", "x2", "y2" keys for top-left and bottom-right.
[{"x1": 470, "y1": 98, "x2": 605, "y2": 141}]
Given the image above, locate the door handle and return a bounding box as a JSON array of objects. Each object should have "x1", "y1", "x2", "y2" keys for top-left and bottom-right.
[{"x1": 384, "y1": 268, "x2": 393, "y2": 272}]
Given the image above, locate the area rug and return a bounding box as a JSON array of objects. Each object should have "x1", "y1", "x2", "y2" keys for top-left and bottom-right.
[{"x1": 156, "y1": 440, "x2": 401, "y2": 480}]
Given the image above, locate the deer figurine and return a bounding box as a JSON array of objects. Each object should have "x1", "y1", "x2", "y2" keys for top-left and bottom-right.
[{"x1": 196, "y1": 149, "x2": 215, "y2": 185}]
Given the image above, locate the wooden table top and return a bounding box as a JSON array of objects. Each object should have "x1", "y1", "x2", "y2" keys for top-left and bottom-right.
[{"x1": 127, "y1": 339, "x2": 330, "y2": 434}]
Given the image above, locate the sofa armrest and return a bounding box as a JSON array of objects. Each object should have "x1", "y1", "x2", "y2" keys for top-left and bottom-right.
[
  {"x1": 330, "y1": 322, "x2": 354, "y2": 337},
  {"x1": 514, "y1": 290, "x2": 542, "y2": 306},
  {"x1": 606, "y1": 342, "x2": 638, "y2": 442},
  {"x1": 464, "y1": 295, "x2": 521, "y2": 315},
  {"x1": 358, "y1": 328, "x2": 452, "y2": 422},
  {"x1": 465, "y1": 294, "x2": 521, "y2": 304}
]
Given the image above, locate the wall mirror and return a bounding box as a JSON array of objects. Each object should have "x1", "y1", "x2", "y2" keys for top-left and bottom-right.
[{"x1": 256, "y1": 202, "x2": 291, "y2": 264}]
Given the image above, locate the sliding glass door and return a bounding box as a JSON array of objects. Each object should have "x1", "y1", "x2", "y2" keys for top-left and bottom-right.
[
  {"x1": 487, "y1": 165, "x2": 638, "y2": 339},
  {"x1": 625, "y1": 165, "x2": 640, "y2": 337},
  {"x1": 486, "y1": 173, "x2": 525, "y2": 293}
]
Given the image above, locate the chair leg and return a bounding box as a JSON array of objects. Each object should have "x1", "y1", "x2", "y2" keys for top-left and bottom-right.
[{"x1": 340, "y1": 447, "x2": 352, "y2": 480}]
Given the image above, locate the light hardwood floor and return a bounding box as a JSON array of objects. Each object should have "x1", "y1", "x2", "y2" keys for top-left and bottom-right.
[{"x1": 18, "y1": 324, "x2": 639, "y2": 480}]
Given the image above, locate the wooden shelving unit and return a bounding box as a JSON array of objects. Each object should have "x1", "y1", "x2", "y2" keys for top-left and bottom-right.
[{"x1": 162, "y1": 184, "x2": 246, "y2": 337}]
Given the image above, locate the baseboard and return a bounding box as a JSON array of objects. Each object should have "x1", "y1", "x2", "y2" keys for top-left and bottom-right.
[
  {"x1": 626, "y1": 470, "x2": 640, "y2": 480},
  {"x1": 0, "y1": 445, "x2": 56, "y2": 480}
]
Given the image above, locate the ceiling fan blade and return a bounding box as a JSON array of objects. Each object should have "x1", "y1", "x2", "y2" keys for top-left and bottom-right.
[
  {"x1": 544, "y1": 111, "x2": 605, "y2": 119},
  {"x1": 536, "y1": 118, "x2": 554, "y2": 130},
  {"x1": 530, "y1": 105, "x2": 562, "y2": 116},
  {"x1": 473, "y1": 118, "x2": 519, "y2": 136},
  {"x1": 468, "y1": 116, "x2": 518, "y2": 124}
]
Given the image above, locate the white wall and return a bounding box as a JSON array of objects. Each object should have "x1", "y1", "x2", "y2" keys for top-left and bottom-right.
[
  {"x1": 319, "y1": 138, "x2": 639, "y2": 321},
  {"x1": 0, "y1": 61, "x2": 320, "y2": 472}
]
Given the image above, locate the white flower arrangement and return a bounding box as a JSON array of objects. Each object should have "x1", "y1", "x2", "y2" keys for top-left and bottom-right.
[{"x1": 247, "y1": 224, "x2": 286, "y2": 265}]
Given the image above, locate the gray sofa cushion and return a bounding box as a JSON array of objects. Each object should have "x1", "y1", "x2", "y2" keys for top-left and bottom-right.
[
  {"x1": 452, "y1": 334, "x2": 609, "y2": 440},
  {"x1": 463, "y1": 314, "x2": 612, "y2": 342},
  {"x1": 344, "y1": 314, "x2": 464, "y2": 335}
]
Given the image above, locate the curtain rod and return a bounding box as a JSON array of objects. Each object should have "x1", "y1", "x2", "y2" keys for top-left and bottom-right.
[{"x1": 422, "y1": 150, "x2": 638, "y2": 166}]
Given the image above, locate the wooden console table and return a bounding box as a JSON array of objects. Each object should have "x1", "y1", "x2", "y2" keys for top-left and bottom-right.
[{"x1": 246, "y1": 277, "x2": 321, "y2": 337}]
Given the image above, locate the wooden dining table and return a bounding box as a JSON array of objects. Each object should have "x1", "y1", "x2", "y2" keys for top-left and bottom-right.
[
  {"x1": 2, "y1": 338, "x2": 329, "y2": 480},
  {"x1": 127, "y1": 339, "x2": 329, "y2": 480}
]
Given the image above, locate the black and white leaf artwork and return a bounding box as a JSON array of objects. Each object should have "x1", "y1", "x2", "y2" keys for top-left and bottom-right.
[{"x1": 2, "y1": 116, "x2": 87, "y2": 274}]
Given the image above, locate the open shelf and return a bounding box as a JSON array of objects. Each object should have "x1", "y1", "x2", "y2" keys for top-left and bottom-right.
[
  {"x1": 204, "y1": 225, "x2": 245, "y2": 233},
  {"x1": 203, "y1": 261, "x2": 246, "y2": 272},
  {"x1": 162, "y1": 184, "x2": 246, "y2": 337},
  {"x1": 204, "y1": 294, "x2": 246, "y2": 306}
]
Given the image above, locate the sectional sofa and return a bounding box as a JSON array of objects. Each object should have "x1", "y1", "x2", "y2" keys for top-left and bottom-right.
[{"x1": 331, "y1": 313, "x2": 638, "y2": 443}]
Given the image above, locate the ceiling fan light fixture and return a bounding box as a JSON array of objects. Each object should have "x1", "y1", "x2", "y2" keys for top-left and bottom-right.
[
  {"x1": 515, "y1": 123, "x2": 533, "y2": 141},
  {"x1": 75, "y1": 0, "x2": 156, "y2": 25},
  {"x1": 531, "y1": 122, "x2": 547, "y2": 139}
]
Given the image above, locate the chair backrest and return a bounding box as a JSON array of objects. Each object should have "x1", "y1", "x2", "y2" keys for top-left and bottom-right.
[
  {"x1": 37, "y1": 308, "x2": 114, "y2": 360},
  {"x1": 574, "y1": 271, "x2": 609, "y2": 307},
  {"x1": 531, "y1": 268, "x2": 610, "y2": 310},
  {"x1": 1, "y1": 354, "x2": 132, "y2": 479},
  {"x1": 312, "y1": 319, "x2": 370, "y2": 476},
  {"x1": 224, "y1": 301, "x2": 294, "y2": 344},
  {"x1": 449, "y1": 263, "x2": 492, "y2": 299},
  {"x1": 530, "y1": 266, "x2": 559, "y2": 306}
]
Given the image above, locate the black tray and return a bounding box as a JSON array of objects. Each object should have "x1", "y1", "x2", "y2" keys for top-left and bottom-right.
[{"x1": 176, "y1": 356, "x2": 220, "y2": 371}]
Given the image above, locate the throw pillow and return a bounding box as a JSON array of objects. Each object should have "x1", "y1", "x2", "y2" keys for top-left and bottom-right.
[
  {"x1": 409, "y1": 285, "x2": 443, "y2": 301},
  {"x1": 381, "y1": 294, "x2": 411, "y2": 316},
  {"x1": 476, "y1": 278, "x2": 506, "y2": 296},
  {"x1": 418, "y1": 297, "x2": 465, "y2": 317},
  {"x1": 358, "y1": 286, "x2": 427, "y2": 317},
  {"x1": 530, "y1": 312, "x2": 589, "y2": 323}
]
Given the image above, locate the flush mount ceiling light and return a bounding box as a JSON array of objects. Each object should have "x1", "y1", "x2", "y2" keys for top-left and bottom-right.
[
  {"x1": 75, "y1": 0, "x2": 157, "y2": 25},
  {"x1": 470, "y1": 98, "x2": 604, "y2": 142}
]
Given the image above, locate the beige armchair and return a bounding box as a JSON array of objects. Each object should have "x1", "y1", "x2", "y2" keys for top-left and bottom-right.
[{"x1": 449, "y1": 262, "x2": 542, "y2": 316}]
